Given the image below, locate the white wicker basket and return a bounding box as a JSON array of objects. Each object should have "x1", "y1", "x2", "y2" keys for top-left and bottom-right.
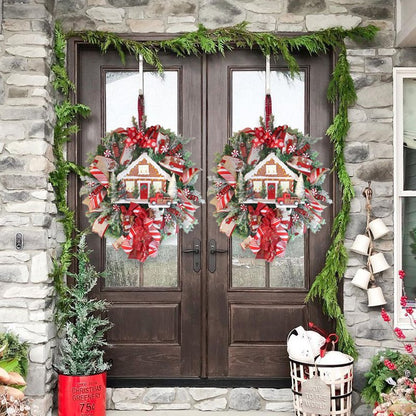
[{"x1": 289, "y1": 357, "x2": 353, "y2": 416}]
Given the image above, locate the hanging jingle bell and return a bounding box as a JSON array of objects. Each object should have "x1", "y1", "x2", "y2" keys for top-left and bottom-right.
[
  {"x1": 350, "y1": 234, "x2": 370, "y2": 256},
  {"x1": 368, "y1": 218, "x2": 389, "y2": 240},
  {"x1": 351, "y1": 268, "x2": 371, "y2": 290},
  {"x1": 369, "y1": 252, "x2": 390, "y2": 274},
  {"x1": 367, "y1": 283, "x2": 387, "y2": 307}
]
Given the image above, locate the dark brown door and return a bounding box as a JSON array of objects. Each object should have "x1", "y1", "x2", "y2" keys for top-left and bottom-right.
[
  {"x1": 71, "y1": 42, "x2": 334, "y2": 381},
  {"x1": 206, "y1": 51, "x2": 333, "y2": 378}
]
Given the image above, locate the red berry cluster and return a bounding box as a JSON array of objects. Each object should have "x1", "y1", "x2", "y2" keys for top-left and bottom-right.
[
  {"x1": 394, "y1": 327, "x2": 406, "y2": 339},
  {"x1": 383, "y1": 359, "x2": 397, "y2": 370},
  {"x1": 399, "y1": 269, "x2": 406, "y2": 279},
  {"x1": 401, "y1": 295, "x2": 408, "y2": 307},
  {"x1": 405, "y1": 344, "x2": 414, "y2": 353},
  {"x1": 381, "y1": 308, "x2": 391, "y2": 322}
]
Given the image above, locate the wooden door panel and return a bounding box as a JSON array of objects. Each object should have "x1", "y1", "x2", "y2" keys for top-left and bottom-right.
[
  {"x1": 230, "y1": 304, "x2": 307, "y2": 343},
  {"x1": 107, "y1": 304, "x2": 180, "y2": 343},
  {"x1": 108, "y1": 345, "x2": 181, "y2": 378},
  {"x1": 229, "y1": 346, "x2": 289, "y2": 377}
]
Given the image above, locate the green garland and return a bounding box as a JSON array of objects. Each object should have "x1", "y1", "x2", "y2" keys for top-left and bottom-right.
[{"x1": 52, "y1": 21, "x2": 378, "y2": 355}]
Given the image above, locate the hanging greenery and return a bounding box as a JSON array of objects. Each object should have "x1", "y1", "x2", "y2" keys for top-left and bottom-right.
[{"x1": 52, "y1": 21, "x2": 378, "y2": 356}]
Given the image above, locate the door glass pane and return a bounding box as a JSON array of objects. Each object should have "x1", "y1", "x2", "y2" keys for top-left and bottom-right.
[
  {"x1": 231, "y1": 70, "x2": 305, "y2": 288},
  {"x1": 104, "y1": 70, "x2": 179, "y2": 288},
  {"x1": 402, "y1": 197, "x2": 416, "y2": 299},
  {"x1": 403, "y1": 78, "x2": 416, "y2": 190},
  {"x1": 232, "y1": 70, "x2": 305, "y2": 133},
  {"x1": 270, "y1": 238, "x2": 305, "y2": 288},
  {"x1": 232, "y1": 234, "x2": 266, "y2": 287},
  {"x1": 106, "y1": 71, "x2": 178, "y2": 133}
]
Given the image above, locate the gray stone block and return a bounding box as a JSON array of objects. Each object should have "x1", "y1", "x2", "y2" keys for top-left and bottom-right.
[
  {"x1": 86, "y1": 7, "x2": 125, "y2": 23},
  {"x1": 365, "y1": 57, "x2": 392, "y2": 74},
  {"x1": 4, "y1": 4, "x2": 48, "y2": 19},
  {"x1": 194, "y1": 397, "x2": 227, "y2": 411},
  {"x1": 356, "y1": 83, "x2": 392, "y2": 108},
  {"x1": 348, "y1": 122, "x2": 392, "y2": 142},
  {"x1": 0, "y1": 264, "x2": 29, "y2": 282},
  {"x1": 1, "y1": 191, "x2": 30, "y2": 202},
  {"x1": 143, "y1": 388, "x2": 175, "y2": 404},
  {"x1": 56, "y1": 0, "x2": 87, "y2": 13},
  {"x1": 355, "y1": 319, "x2": 391, "y2": 341},
  {"x1": 258, "y1": 388, "x2": 292, "y2": 401},
  {"x1": 356, "y1": 160, "x2": 393, "y2": 182},
  {"x1": 0, "y1": 174, "x2": 47, "y2": 189},
  {"x1": 265, "y1": 401, "x2": 294, "y2": 412},
  {"x1": 229, "y1": 388, "x2": 261, "y2": 411},
  {"x1": 199, "y1": 0, "x2": 243, "y2": 28},
  {"x1": 344, "y1": 142, "x2": 369, "y2": 163},
  {"x1": 0, "y1": 157, "x2": 24, "y2": 171},
  {"x1": 351, "y1": 6, "x2": 392, "y2": 19},
  {"x1": 109, "y1": 0, "x2": 149, "y2": 5},
  {"x1": 189, "y1": 387, "x2": 227, "y2": 401},
  {"x1": 305, "y1": 14, "x2": 362, "y2": 31},
  {"x1": 287, "y1": 0, "x2": 325, "y2": 14}
]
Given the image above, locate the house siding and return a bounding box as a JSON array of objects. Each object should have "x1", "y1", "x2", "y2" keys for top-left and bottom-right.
[{"x1": 0, "y1": 0, "x2": 413, "y2": 415}]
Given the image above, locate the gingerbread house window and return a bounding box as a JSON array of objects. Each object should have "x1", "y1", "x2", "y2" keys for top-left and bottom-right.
[
  {"x1": 266, "y1": 165, "x2": 277, "y2": 175},
  {"x1": 139, "y1": 165, "x2": 149, "y2": 175}
]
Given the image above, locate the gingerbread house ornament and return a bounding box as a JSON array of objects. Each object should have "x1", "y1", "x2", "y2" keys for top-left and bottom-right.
[
  {"x1": 117, "y1": 153, "x2": 171, "y2": 202},
  {"x1": 244, "y1": 153, "x2": 300, "y2": 206}
]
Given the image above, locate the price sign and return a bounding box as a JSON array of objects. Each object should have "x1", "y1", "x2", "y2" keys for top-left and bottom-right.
[{"x1": 301, "y1": 376, "x2": 331, "y2": 415}]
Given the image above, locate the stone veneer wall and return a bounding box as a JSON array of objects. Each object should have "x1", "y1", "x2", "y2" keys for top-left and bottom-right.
[
  {"x1": 106, "y1": 387, "x2": 293, "y2": 412},
  {"x1": 1, "y1": 0, "x2": 416, "y2": 415},
  {"x1": 0, "y1": 1, "x2": 57, "y2": 416}
]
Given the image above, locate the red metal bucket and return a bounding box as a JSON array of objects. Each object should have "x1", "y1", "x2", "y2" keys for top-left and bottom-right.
[{"x1": 58, "y1": 372, "x2": 106, "y2": 416}]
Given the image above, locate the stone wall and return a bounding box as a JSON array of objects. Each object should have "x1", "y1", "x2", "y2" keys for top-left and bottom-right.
[
  {"x1": 0, "y1": 0, "x2": 413, "y2": 415},
  {"x1": 0, "y1": 1, "x2": 57, "y2": 415}
]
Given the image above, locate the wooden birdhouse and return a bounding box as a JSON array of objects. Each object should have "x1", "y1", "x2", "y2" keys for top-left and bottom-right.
[
  {"x1": 117, "y1": 153, "x2": 171, "y2": 201},
  {"x1": 244, "y1": 153, "x2": 299, "y2": 203}
]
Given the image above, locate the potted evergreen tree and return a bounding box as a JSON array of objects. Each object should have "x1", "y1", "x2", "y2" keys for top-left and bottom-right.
[{"x1": 55, "y1": 235, "x2": 112, "y2": 416}]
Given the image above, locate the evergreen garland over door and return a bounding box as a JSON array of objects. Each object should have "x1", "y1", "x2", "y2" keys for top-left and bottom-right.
[{"x1": 72, "y1": 43, "x2": 334, "y2": 381}]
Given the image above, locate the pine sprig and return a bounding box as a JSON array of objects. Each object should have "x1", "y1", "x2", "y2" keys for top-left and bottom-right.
[{"x1": 51, "y1": 24, "x2": 91, "y2": 325}]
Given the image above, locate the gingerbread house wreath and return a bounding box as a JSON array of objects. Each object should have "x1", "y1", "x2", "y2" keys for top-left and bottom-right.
[
  {"x1": 244, "y1": 153, "x2": 299, "y2": 203},
  {"x1": 117, "y1": 153, "x2": 171, "y2": 201}
]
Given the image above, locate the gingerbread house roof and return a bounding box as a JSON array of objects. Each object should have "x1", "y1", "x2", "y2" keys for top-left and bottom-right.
[
  {"x1": 244, "y1": 153, "x2": 298, "y2": 181},
  {"x1": 117, "y1": 153, "x2": 171, "y2": 182}
]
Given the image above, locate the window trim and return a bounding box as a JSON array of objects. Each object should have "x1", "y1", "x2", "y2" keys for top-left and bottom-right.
[{"x1": 393, "y1": 67, "x2": 416, "y2": 327}]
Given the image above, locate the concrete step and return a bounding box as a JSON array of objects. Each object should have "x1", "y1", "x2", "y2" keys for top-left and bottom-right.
[{"x1": 107, "y1": 412, "x2": 293, "y2": 415}]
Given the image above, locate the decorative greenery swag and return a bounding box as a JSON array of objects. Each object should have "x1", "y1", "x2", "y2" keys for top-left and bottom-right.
[{"x1": 51, "y1": 21, "x2": 378, "y2": 357}]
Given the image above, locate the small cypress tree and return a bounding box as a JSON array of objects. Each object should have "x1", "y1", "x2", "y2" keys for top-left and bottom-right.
[{"x1": 56, "y1": 235, "x2": 113, "y2": 376}]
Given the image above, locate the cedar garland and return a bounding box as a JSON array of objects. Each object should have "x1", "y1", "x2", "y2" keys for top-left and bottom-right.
[{"x1": 52, "y1": 21, "x2": 378, "y2": 355}]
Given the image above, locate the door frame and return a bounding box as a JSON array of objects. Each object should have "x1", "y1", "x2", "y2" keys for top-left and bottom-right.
[{"x1": 66, "y1": 37, "x2": 340, "y2": 387}]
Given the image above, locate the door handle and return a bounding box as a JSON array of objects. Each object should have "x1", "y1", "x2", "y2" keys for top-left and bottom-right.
[
  {"x1": 208, "y1": 239, "x2": 228, "y2": 273},
  {"x1": 182, "y1": 238, "x2": 201, "y2": 273}
]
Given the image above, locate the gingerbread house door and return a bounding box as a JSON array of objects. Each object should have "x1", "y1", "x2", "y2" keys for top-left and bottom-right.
[
  {"x1": 267, "y1": 183, "x2": 277, "y2": 200},
  {"x1": 139, "y1": 183, "x2": 149, "y2": 200},
  {"x1": 72, "y1": 41, "x2": 335, "y2": 383}
]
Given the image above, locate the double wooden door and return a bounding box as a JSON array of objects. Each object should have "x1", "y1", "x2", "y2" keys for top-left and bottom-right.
[{"x1": 71, "y1": 41, "x2": 334, "y2": 382}]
